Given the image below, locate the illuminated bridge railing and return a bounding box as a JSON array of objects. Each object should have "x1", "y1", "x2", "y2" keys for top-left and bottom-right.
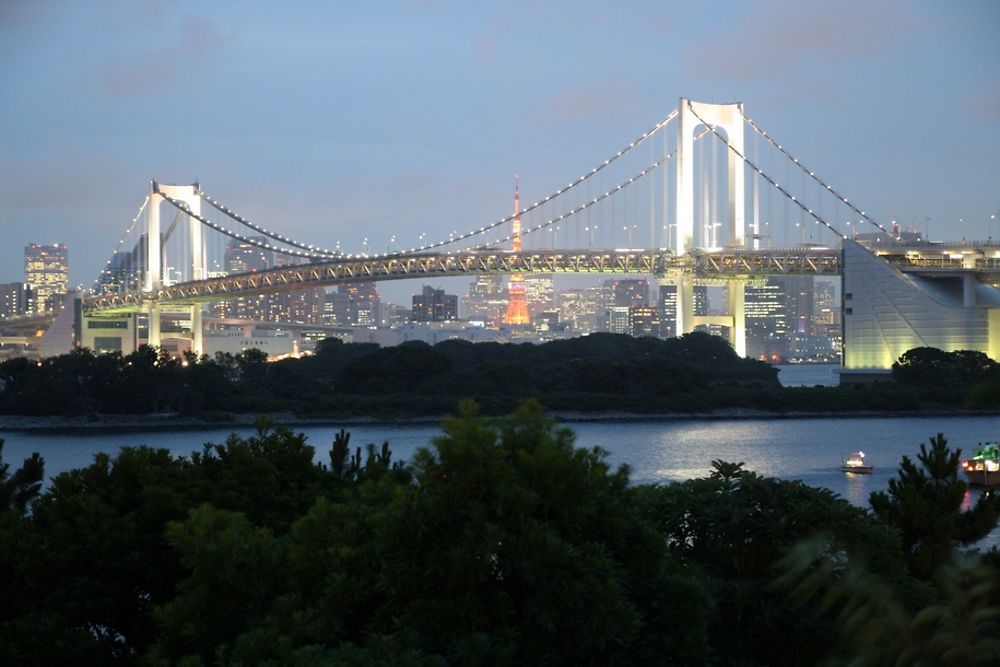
[
  {"x1": 84, "y1": 247, "x2": 847, "y2": 314},
  {"x1": 85, "y1": 249, "x2": 675, "y2": 313},
  {"x1": 691, "y1": 248, "x2": 841, "y2": 276}
]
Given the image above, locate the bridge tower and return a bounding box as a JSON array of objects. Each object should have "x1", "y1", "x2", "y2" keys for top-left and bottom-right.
[
  {"x1": 146, "y1": 182, "x2": 205, "y2": 354},
  {"x1": 672, "y1": 98, "x2": 747, "y2": 356}
]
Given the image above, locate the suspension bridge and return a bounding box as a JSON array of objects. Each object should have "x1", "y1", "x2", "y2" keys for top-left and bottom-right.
[{"x1": 76, "y1": 98, "x2": 1000, "y2": 372}]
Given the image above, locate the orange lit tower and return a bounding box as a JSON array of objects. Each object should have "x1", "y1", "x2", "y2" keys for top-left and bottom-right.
[{"x1": 502, "y1": 180, "x2": 530, "y2": 325}]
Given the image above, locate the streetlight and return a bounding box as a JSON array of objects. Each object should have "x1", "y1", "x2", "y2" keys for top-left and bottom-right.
[
  {"x1": 989, "y1": 214, "x2": 996, "y2": 244},
  {"x1": 363, "y1": 237, "x2": 369, "y2": 255},
  {"x1": 960, "y1": 218, "x2": 965, "y2": 244}
]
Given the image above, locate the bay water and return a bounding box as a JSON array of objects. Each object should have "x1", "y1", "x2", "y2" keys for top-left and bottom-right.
[{"x1": 3, "y1": 363, "x2": 998, "y2": 547}]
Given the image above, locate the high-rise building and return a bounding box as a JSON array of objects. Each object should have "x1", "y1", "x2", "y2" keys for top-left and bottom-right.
[
  {"x1": 558, "y1": 287, "x2": 604, "y2": 334},
  {"x1": 745, "y1": 279, "x2": 789, "y2": 361},
  {"x1": 658, "y1": 285, "x2": 678, "y2": 337},
  {"x1": 225, "y1": 238, "x2": 272, "y2": 274},
  {"x1": 503, "y1": 183, "x2": 530, "y2": 325},
  {"x1": 630, "y1": 305, "x2": 662, "y2": 337},
  {"x1": 24, "y1": 243, "x2": 68, "y2": 313},
  {"x1": 0, "y1": 283, "x2": 36, "y2": 319},
  {"x1": 96, "y1": 237, "x2": 145, "y2": 294},
  {"x1": 524, "y1": 275, "x2": 555, "y2": 318},
  {"x1": 606, "y1": 279, "x2": 649, "y2": 309},
  {"x1": 813, "y1": 279, "x2": 839, "y2": 339},
  {"x1": 658, "y1": 283, "x2": 708, "y2": 338},
  {"x1": 463, "y1": 275, "x2": 507, "y2": 327},
  {"x1": 745, "y1": 281, "x2": 787, "y2": 339},
  {"x1": 782, "y1": 276, "x2": 815, "y2": 337},
  {"x1": 412, "y1": 285, "x2": 458, "y2": 322},
  {"x1": 607, "y1": 306, "x2": 631, "y2": 334},
  {"x1": 336, "y1": 282, "x2": 380, "y2": 327}
]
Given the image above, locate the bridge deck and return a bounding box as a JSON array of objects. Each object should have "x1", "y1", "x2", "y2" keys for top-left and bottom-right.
[{"x1": 84, "y1": 247, "x2": 844, "y2": 314}]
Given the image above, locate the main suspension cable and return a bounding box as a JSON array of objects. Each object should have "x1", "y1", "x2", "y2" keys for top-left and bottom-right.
[
  {"x1": 740, "y1": 108, "x2": 891, "y2": 237},
  {"x1": 409, "y1": 109, "x2": 680, "y2": 254},
  {"x1": 93, "y1": 195, "x2": 149, "y2": 293},
  {"x1": 198, "y1": 190, "x2": 343, "y2": 257}
]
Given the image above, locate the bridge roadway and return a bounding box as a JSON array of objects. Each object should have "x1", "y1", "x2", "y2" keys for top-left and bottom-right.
[
  {"x1": 83, "y1": 247, "x2": 843, "y2": 314},
  {"x1": 81, "y1": 241, "x2": 1000, "y2": 316}
]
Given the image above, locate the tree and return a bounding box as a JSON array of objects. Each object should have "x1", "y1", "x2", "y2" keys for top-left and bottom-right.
[
  {"x1": 0, "y1": 439, "x2": 44, "y2": 514},
  {"x1": 870, "y1": 433, "x2": 1000, "y2": 579},
  {"x1": 777, "y1": 539, "x2": 1000, "y2": 666},
  {"x1": 634, "y1": 460, "x2": 906, "y2": 666}
]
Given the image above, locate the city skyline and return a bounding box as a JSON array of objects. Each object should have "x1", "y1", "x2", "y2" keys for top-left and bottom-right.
[{"x1": 2, "y1": 1, "x2": 998, "y2": 307}]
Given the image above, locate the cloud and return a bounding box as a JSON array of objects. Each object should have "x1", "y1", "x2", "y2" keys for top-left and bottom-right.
[
  {"x1": 100, "y1": 15, "x2": 226, "y2": 97},
  {"x1": 683, "y1": 0, "x2": 922, "y2": 82},
  {"x1": 540, "y1": 81, "x2": 642, "y2": 123}
]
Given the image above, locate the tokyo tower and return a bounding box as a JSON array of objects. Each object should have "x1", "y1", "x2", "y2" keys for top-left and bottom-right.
[{"x1": 502, "y1": 180, "x2": 530, "y2": 325}]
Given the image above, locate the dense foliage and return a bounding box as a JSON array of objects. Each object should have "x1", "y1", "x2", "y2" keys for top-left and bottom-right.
[
  {"x1": 892, "y1": 347, "x2": 1000, "y2": 409},
  {"x1": 2, "y1": 335, "x2": 997, "y2": 419},
  {"x1": 1, "y1": 406, "x2": 998, "y2": 665},
  {"x1": 0, "y1": 333, "x2": 780, "y2": 417}
]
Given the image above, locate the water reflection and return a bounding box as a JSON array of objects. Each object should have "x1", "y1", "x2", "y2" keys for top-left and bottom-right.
[
  {"x1": 5, "y1": 414, "x2": 1000, "y2": 548},
  {"x1": 842, "y1": 473, "x2": 872, "y2": 507}
]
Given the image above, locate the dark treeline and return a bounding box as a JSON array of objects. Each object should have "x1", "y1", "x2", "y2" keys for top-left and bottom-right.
[
  {"x1": 0, "y1": 334, "x2": 998, "y2": 418},
  {"x1": 1, "y1": 404, "x2": 999, "y2": 665}
]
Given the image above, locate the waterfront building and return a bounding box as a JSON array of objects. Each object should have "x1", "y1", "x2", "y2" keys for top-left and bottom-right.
[
  {"x1": 24, "y1": 243, "x2": 68, "y2": 313},
  {"x1": 842, "y1": 239, "x2": 1000, "y2": 376}
]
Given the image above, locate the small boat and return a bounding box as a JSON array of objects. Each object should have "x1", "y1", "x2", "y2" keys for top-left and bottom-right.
[
  {"x1": 961, "y1": 442, "x2": 1000, "y2": 488},
  {"x1": 842, "y1": 451, "x2": 873, "y2": 474}
]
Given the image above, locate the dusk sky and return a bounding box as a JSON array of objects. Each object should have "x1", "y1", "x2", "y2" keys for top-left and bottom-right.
[{"x1": 2, "y1": 1, "x2": 998, "y2": 303}]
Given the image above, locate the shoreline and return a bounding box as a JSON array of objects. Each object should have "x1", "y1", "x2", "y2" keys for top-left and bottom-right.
[{"x1": 1, "y1": 407, "x2": 998, "y2": 433}]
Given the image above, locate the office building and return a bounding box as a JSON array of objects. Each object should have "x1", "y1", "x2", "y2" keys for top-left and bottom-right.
[
  {"x1": 0, "y1": 283, "x2": 36, "y2": 319},
  {"x1": 558, "y1": 287, "x2": 604, "y2": 334},
  {"x1": 332, "y1": 282, "x2": 380, "y2": 327},
  {"x1": 744, "y1": 280, "x2": 789, "y2": 361},
  {"x1": 630, "y1": 305, "x2": 662, "y2": 337},
  {"x1": 412, "y1": 285, "x2": 458, "y2": 322},
  {"x1": 463, "y1": 275, "x2": 507, "y2": 327},
  {"x1": 524, "y1": 275, "x2": 555, "y2": 318},
  {"x1": 24, "y1": 243, "x2": 68, "y2": 313},
  {"x1": 606, "y1": 278, "x2": 649, "y2": 309},
  {"x1": 658, "y1": 284, "x2": 708, "y2": 338}
]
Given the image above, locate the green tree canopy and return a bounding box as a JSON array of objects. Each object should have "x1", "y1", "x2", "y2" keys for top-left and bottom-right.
[{"x1": 870, "y1": 433, "x2": 1000, "y2": 578}]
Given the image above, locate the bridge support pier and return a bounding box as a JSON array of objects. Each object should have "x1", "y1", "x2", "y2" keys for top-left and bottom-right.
[
  {"x1": 728, "y1": 281, "x2": 746, "y2": 357},
  {"x1": 674, "y1": 272, "x2": 695, "y2": 338},
  {"x1": 190, "y1": 305, "x2": 203, "y2": 356},
  {"x1": 148, "y1": 304, "x2": 161, "y2": 350}
]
